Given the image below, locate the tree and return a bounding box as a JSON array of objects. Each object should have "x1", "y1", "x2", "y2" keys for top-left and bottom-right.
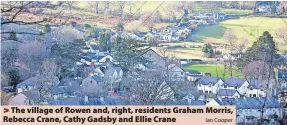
[
  {"x1": 88, "y1": 1, "x2": 99, "y2": 14},
  {"x1": 140, "y1": 11, "x2": 162, "y2": 32},
  {"x1": 126, "y1": 2, "x2": 136, "y2": 14},
  {"x1": 51, "y1": 39, "x2": 86, "y2": 79},
  {"x1": 276, "y1": 26, "x2": 287, "y2": 44},
  {"x1": 18, "y1": 41, "x2": 49, "y2": 76},
  {"x1": 242, "y1": 61, "x2": 273, "y2": 80},
  {"x1": 112, "y1": 37, "x2": 149, "y2": 75},
  {"x1": 98, "y1": 32, "x2": 107, "y2": 52},
  {"x1": 43, "y1": 24, "x2": 51, "y2": 33},
  {"x1": 1, "y1": 41, "x2": 19, "y2": 70},
  {"x1": 1, "y1": 72, "x2": 10, "y2": 87},
  {"x1": 115, "y1": 1, "x2": 126, "y2": 15},
  {"x1": 52, "y1": 26, "x2": 84, "y2": 44},
  {"x1": 202, "y1": 43, "x2": 214, "y2": 58},
  {"x1": 8, "y1": 68, "x2": 20, "y2": 90},
  {"x1": 39, "y1": 59, "x2": 60, "y2": 77},
  {"x1": 237, "y1": 31, "x2": 277, "y2": 69},
  {"x1": 116, "y1": 22, "x2": 124, "y2": 31},
  {"x1": 123, "y1": 70, "x2": 175, "y2": 105},
  {"x1": 1, "y1": 1, "x2": 65, "y2": 40}
]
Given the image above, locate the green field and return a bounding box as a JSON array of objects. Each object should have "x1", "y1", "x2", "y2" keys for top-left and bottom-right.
[
  {"x1": 182, "y1": 64, "x2": 244, "y2": 80},
  {"x1": 189, "y1": 17, "x2": 287, "y2": 53}
]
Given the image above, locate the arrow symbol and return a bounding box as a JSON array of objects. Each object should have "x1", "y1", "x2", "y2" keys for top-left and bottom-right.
[{"x1": 4, "y1": 108, "x2": 9, "y2": 113}]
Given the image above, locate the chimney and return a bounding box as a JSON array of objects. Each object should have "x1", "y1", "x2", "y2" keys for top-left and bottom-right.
[
  {"x1": 100, "y1": 96, "x2": 105, "y2": 104},
  {"x1": 84, "y1": 95, "x2": 89, "y2": 103},
  {"x1": 53, "y1": 95, "x2": 58, "y2": 101},
  {"x1": 187, "y1": 98, "x2": 192, "y2": 105},
  {"x1": 90, "y1": 62, "x2": 94, "y2": 67}
]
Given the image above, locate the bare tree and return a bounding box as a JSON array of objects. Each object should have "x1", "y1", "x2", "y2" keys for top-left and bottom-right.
[
  {"x1": 39, "y1": 59, "x2": 60, "y2": 77},
  {"x1": 88, "y1": 1, "x2": 100, "y2": 14},
  {"x1": 115, "y1": 1, "x2": 126, "y2": 15},
  {"x1": 124, "y1": 70, "x2": 175, "y2": 105},
  {"x1": 126, "y1": 2, "x2": 137, "y2": 14},
  {"x1": 1, "y1": 1, "x2": 65, "y2": 41},
  {"x1": 223, "y1": 29, "x2": 238, "y2": 77},
  {"x1": 276, "y1": 26, "x2": 287, "y2": 44},
  {"x1": 17, "y1": 41, "x2": 49, "y2": 76},
  {"x1": 140, "y1": 11, "x2": 162, "y2": 32}
]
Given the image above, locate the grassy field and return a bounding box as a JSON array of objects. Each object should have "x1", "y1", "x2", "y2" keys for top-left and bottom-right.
[
  {"x1": 189, "y1": 17, "x2": 287, "y2": 53},
  {"x1": 182, "y1": 64, "x2": 244, "y2": 80}
]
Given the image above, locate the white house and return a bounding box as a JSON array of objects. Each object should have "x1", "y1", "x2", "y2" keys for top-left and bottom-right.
[
  {"x1": 258, "y1": 5, "x2": 271, "y2": 13},
  {"x1": 206, "y1": 97, "x2": 284, "y2": 124},
  {"x1": 196, "y1": 76, "x2": 224, "y2": 94},
  {"x1": 221, "y1": 77, "x2": 249, "y2": 96},
  {"x1": 246, "y1": 79, "x2": 266, "y2": 97}
]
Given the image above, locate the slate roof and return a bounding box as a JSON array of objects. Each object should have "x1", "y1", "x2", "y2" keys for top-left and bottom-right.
[
  {"x1": 214, "y1": 97, "x2": 282, "y2": 109},
  {"x1": 90, "y1": 45, "x2": 99, "y2": 50},
  {"x1": 217, "y1": 89, "x2": 239, "y2": 96},
  {"x1": 134, "y1": 32, "x2": 147, "y2": 38},
  {"x1": 92, "y1": 75, "x2": 102, "y2": 82},
  {"x1": 92, "y1": 56, "x2": 105, "y2": 61},
  {"x1": 16, "y1": 77, "x2": 38, "y2": 88},
  {"x1": 278, "y1": 70, "x2": 287, "y2": 78},
  {"x1": 197, "y1": 76, "x2": 221, "y2": 85},
  {"x1": 224, "y1": 78, "x2": 246, "y2": 87}
]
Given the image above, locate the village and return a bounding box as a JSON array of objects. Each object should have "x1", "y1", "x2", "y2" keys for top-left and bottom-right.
[{"x1": 1, "y1": 1, "x2": 287, "y2": 125}]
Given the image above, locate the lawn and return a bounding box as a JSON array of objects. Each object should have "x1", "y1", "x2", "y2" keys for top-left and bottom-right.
[
  {"x1": 182, "y1": 64, "x2": 244, "y2": 80},
  {"x1": 189, "y1": 17, "x2": 287, "y2": 53}
]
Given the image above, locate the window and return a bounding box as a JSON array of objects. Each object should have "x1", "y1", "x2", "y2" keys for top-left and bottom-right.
[
  {"x1": 198, "y1": 84, "x2": 201, "y2": 87},
  {"x1": 224, "y1": 85, "x2": 227, "y2": 88},
  {"x1": 209, "y1": 91, "x2": 212, "y2": 94},
  {"x1": 250, "y1": 87, "x2": 253, "y2": 90},
  {"x1": 250, "y1": 94, "x2": 252, "y2": 97},
  {"x1": 205, "y1": 91, "x2": 208, "y2": 93},
  {"x1": 253, "y1": 94, "x2": 256, "y2": 97},
  {"x1": 181, "y1": 72, "x2": 184, "y2": 75},
  {"x1": 234, "y1": 86, "x2": 238, "y2": 89}
]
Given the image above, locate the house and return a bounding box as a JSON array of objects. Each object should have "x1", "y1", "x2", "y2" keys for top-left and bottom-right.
[
  {"x1": 179, "y1": 59, "x2": 189, "y2": 65},
  {"x1": 258, "y1": 5, "x2": 272, "y2": 13},
  {"x1": 129, "y1": 32, "x2": 147, "y2": 41},
  {"x1": 216, "y1": 89, "x2": 241, "y2": 98},
  {"x1": 221, "y1": 77, "x2": 249, "y2": 96},
  {"x1": 16, "y1": 77, "x2": 38, "y2": 93},
  {"x1": 196, "y1": 76, "x2": 224, "y2": 94},
  {"x1": 81, "y1": 74, "x2": 104, "y2": 97},
  {"x1": 214, "y1": 12, "x2": 225, "y2": 20},
  {"x1": 246, "y1": 79, "x2": 266, "y2": 97},
  {"x1": 141, "y1": 49, "x2": 186, "y2": 81},
  {"x1": 90, "y1": 44, "x2": 100, "y2": 53},
  {"x1": 185, "y1": 70, "x2": 203, "y2": 81},
  {"x1": 221, "y1": 53, "x2": 242, "y2": 61},
  {"x1": 9, "y1": 93, "x2": 30, "y2": 105},
  {"x1": 206, "y1": 97, "x2": 284, "y2": 124}
]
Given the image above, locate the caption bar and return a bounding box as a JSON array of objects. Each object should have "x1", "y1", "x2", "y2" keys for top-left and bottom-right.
[{"x1": 2, "y1": 106, "x2": 236, "y2": 125}]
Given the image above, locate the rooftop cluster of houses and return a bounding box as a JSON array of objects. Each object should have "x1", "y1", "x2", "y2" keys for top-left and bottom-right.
[
  {"x1": 7, "y1": 48, "x2": 286, "y2": 124},
  {"x1": 116, "y1": 26, "x2": 192, "y2": 43},
  {"x1": 189, "y1": 12, "x2": 226, "y2": 25}
]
